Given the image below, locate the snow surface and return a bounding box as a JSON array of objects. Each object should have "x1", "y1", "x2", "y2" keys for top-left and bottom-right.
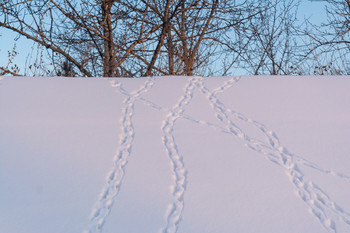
[{"x1": 0, "y1": 76, "x2": 350, "y2": 233}]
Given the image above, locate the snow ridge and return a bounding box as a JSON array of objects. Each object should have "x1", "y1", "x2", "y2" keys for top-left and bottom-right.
[
  {"x1": 85, "y1": 77, "x2": 155, "y2": 233},
  {"x1": 197, "y1": 77, "x2": 350, "y2": 233},
  {"x1": 161, "y1": 77, "x2": 200, "y2": 233}
]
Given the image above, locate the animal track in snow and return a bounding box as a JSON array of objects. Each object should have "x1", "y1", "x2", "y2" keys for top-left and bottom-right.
[
  {"x1": 85, "y1": 77, "x2": 155, "y2": 233},
  {"x1": 160, "y1": 77, "x2": 201, "y2": 233},
  {"x1": 197, "y1": 77, "x2": 350, "y2": 233},
  {"x1": 84, "y1": 76, "x2": 349, "y2": 233},
  {"x1": 135, "y1": 90, "x2": 350, "y2": 183}
]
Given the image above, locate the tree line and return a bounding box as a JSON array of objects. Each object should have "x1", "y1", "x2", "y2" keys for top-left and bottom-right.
[{"x1": 0, "y1": 0, "x2": 349, "y2": 77}]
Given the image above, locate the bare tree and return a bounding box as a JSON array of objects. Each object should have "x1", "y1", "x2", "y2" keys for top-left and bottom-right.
[
  {"x1": 0, "y1": 38, "x2": 21, "y2": 76},
  {"x1": 131, "y1": 0, "x2": 264, "y2": 76},
  {"x1": 1, "y1": 0, "x2": 318, "y2": 77},
  {"x1": 141, "y1": 0, "x2": 224, "y2": 76},
  {"x1": 224, "y1": 0, "x2": 302, "y2": 75},
  {"x1": 0, "y1": 0, "x2": 161, "y2": 77},
  {"x1": 303, "y1": 0, "x2": 350, "y2": 74}
]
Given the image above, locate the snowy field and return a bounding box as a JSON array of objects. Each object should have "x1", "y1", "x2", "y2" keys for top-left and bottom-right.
[{"x1": 0, "y1": 76, "x2": 350, "y2": 233}]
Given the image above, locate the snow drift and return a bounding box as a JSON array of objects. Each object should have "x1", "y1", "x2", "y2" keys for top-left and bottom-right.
[{"x1": 0, "y1": 76, "x2": 349, "y2": 233}]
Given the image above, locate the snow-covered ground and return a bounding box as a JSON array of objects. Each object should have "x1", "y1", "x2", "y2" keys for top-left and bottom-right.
[{"x1": 0, "y1": 76, "x2": 349, "y2": 233}]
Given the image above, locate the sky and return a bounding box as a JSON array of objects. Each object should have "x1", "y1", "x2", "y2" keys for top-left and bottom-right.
[{"x1": 0, "y1": 1, "x2": 328, "y2": 76}]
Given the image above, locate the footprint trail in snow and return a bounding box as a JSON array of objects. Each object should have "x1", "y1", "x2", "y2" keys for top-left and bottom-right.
[
  {"x1": 84, "y1": 76, "x2": 349, "y2": 233},
  {"x1": 85, "y1": 77, "x2": 155, "y2": 233},
  {"x1": 160, "y1": 77, "x2": 201, "y2": 233},
  {"x1": 197, "y1": 77, "x2": 350, "y2": 233}
]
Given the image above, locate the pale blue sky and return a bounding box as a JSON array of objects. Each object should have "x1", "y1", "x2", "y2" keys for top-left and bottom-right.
[{"x1": 0, "y1": 1, "x2": 328, "y2": 75}]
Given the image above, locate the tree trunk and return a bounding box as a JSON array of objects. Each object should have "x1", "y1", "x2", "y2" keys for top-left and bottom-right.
[
  {"x1": 167, "y1": 25, "x2": 175, "y2": 75},
  {"x1": 102, "y1": 0, "x2": 115, "y2": 77}
]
